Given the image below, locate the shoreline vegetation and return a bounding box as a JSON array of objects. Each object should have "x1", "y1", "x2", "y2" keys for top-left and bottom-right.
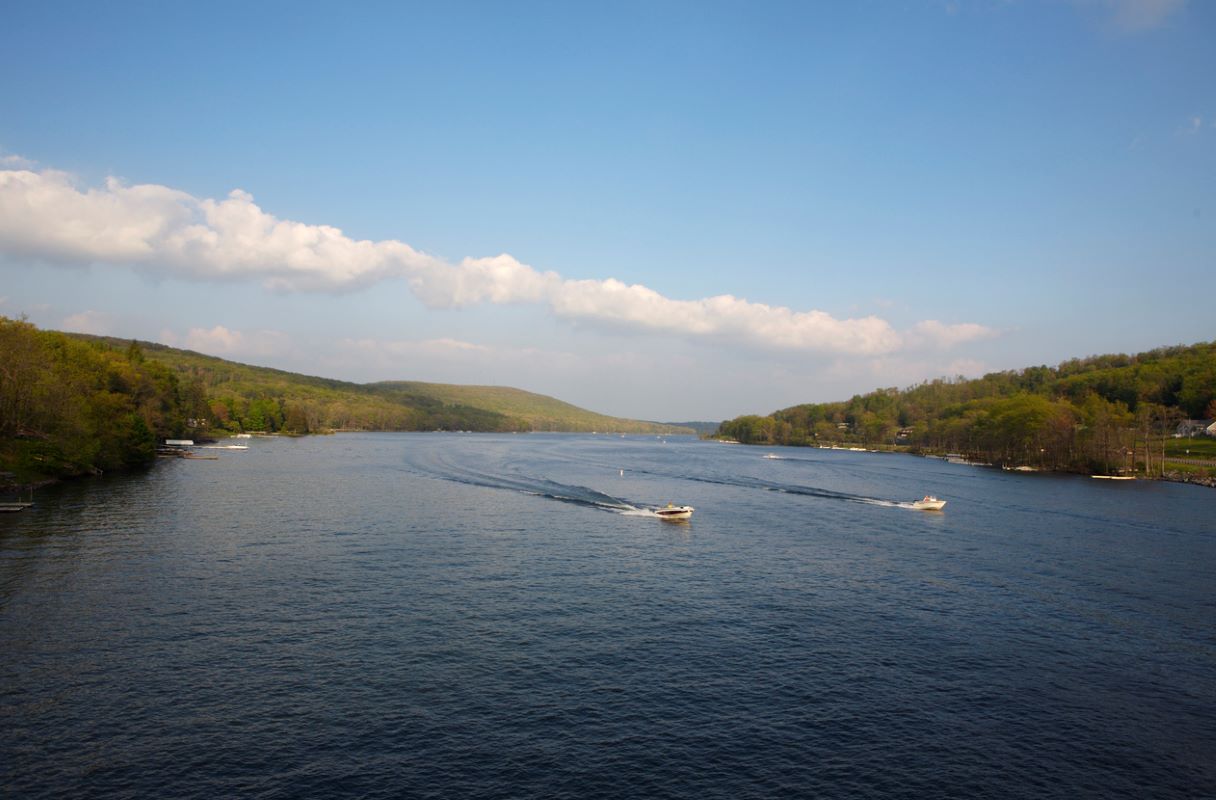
[
  {"x1": 713, "y1": 439, "x2": 1216, "y2": 490},
  {"x1": 0, "y1": 317, "x2": 690, "y2": 490},
  {"x1": 713, "y1": 340, "x2": 1216, "y2": 489},
  {"x1": 3, "y1": 315, "x2": 1212, "y2": 491}
]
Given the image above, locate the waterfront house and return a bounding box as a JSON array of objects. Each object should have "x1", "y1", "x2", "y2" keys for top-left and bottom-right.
[{"x1": 1175, "y1": 419, "x2": 1214, "y2": 437}]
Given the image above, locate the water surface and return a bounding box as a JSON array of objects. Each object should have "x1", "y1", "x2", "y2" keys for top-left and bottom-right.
[{"x1": 2, "y1": 433, "x2": 1213, "y2": 798}]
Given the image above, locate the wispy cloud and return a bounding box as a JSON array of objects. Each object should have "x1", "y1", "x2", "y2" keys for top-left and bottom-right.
[
  {"x1": 825, "y1": 355, "x2": 989, "y2": 388},
  {"x1": 339, "y1": 336, "x2": 493, "y2": 360},
  {"x1": 323, "y1": 335, "x2": 674, "y2": 402},
  {"x1": 907, "y1": 320, "x2": 996, "y2": 349},
  {"x1": 0, "y1": 162, "x2": 997, "y2": 357},
  {"x1": 61, "y1": 309, "x2": 116, "y2": 336},
  {"x1": 0, "y1": 153, "x2": 36, "y2": 169},
  {"x1": 161, "y1": 325, "x2": 292, "y2": 358},
  {"x1": 1085, "y1": 0, "x2": 1186, "y2": 32}
]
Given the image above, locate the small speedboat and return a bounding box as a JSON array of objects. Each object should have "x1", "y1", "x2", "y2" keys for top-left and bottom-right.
[
  {"x1": 656, "y1": 503, "x2": 694, "y2": 521},
  {"x1": 911, "y1": 495, "x2": 946, "y2": 511}
]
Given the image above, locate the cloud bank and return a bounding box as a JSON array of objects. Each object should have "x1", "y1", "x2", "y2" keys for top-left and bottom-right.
[{"x1": 0, "y1": 164, "x2": 996, "y2": 356}]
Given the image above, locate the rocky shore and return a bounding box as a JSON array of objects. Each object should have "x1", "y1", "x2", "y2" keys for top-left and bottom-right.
[{"x1": 1163, "y1": 471, "x2": 1216, "y2": 489}]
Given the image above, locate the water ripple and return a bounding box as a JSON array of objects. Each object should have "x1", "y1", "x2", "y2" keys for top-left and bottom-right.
[{"x1": 1, "y1": 433, "x2": 1213, "y2": 798}]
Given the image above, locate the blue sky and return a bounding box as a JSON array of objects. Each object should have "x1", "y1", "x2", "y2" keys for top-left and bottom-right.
[{"x1": 1, "y1": 0, "x2": 1212, "y2": 420}]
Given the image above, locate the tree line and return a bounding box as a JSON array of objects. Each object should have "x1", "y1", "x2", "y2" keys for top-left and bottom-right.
[
  {"x1": 3, "y1": 318, "x2": 676, "y2": 485},
  {"x1": 0, "y1": 317, "x2": 210, "y2": 484},
  {"x1": 0, "y1": 318, "x2": 534, "y2": 485},
  {"x1": 717, "y1": 342, "x2": 1216, "y2": 475}
]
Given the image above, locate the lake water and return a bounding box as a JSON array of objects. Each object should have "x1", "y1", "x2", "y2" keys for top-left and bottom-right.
[{"x1": 1, "y1": 433, "x2": 1213, "y2": 798}]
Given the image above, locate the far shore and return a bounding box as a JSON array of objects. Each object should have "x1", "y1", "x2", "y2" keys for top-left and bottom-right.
[
  {"x1": 6, "y1": 432, "x2": 1214, "y2": 496},
  {"x1": 714, "y1": 438, "x2": 1216, "y2": 489}
]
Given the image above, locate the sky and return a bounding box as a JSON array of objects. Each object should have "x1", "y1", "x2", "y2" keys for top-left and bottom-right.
[{"x1": 1, "y1": 0, "x2": 1213, "y2": 422}]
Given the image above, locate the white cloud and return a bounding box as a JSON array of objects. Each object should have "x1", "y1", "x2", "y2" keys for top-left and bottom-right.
[
  {"x1": 0, "y1": 169, "x2": 437, "y2": 290},
  {"x1": 0, "y1": 163, "x2": 997, "y2": 357}
]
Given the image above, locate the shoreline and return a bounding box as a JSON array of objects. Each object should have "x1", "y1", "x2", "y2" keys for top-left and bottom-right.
[
  {"x1": 7, "y1": 435, "x2": 1214, "y2": 495},
  {"x1": 718, "y1": 439, "x2": 1216, "y2": 489}
]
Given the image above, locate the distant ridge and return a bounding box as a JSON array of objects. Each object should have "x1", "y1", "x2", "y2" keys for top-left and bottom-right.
[
  {"x1": 368, "y1": 381, "x2": 693, "y2": 434},
  {"x1": 662, "y1": 421, "x2": 721, "y2": 436},
  {"x1": 66, "y1": 333, "x2": 693, "y2": 435}
]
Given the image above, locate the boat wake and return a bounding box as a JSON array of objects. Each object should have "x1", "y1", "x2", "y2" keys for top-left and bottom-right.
[
  {"x1": 761, "y1": 453, "x2": 820, "y2": 463},
  {"x1": 404, "y1": 455, "x2": 659, "y2": 516},
  {"x1": 737, "y1": 479, "x2": 932, "y2": 512},
  {"x1": 612, "y1": 464, "x2": 912, "y2": 511},
  {"x1": 405, "y1": 443, "x2": 925, "y2": 517}
]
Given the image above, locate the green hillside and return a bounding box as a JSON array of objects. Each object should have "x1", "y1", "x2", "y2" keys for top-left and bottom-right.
[
  {"x1": 0, "y1": 318, "x2": 690, "y2": 486},
  {"x1": 369, "y1": 381, "x2": 678, "y2": 433},
  {"x1": 76, "y1": 332, "x2": 688, "y2": 436},
  {"x1": 717, "y1": 341, "x2": 1216, "y2": 480},
  {"x1": 79, "y1": 336, "x2": 689, "y2": 436}
]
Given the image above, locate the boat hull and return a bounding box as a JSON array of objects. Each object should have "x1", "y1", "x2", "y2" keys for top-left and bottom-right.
[{"x1": 656, "y1": 505, "x2": 694, "y2": 521}]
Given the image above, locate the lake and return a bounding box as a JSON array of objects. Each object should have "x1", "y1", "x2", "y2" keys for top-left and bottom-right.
[{"x1": 2, "y1": 433, "x2": 1213, "y2": 798}]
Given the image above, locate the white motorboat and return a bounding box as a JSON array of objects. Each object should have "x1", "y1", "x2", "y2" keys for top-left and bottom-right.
[
  {"x1": 911, "y1": 495, "x2": 946, "y2": 511},
  {"x1": 656, "y1": 503, "x2": 694, "y2": 521}
]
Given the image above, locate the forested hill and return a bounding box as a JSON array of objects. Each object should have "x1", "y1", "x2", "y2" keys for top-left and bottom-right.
[
  {"x1": 367, "y1": 381, "x2": 683, "y2": 433},
  {"x1": 89, "y1": 335, "x2": 687, "y2": 435},
  {"x1": 0, "y1": 318, "x2": 689, "y2": 486},
  {"x1": 718, "y1": 341, "x2": 1216, "y2": 475}
]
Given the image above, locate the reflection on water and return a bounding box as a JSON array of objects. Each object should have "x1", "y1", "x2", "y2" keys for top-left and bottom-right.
[{"x1": 2, "y1": 433, "x2": 1213, "y2": 798}]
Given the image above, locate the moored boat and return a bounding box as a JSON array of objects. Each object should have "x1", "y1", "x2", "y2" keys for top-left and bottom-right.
[{"x1": 656, "y1": 503, "x2": 694, "y2": 521}]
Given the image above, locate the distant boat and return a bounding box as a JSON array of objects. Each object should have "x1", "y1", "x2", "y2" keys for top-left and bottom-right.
[
  {"x1": 233, "y1": 433, "x2": 252, "y2": 439},
  {"x1": 1091, "y1": 475, "x2": 1136, "y2": 481},
  {"x1": 911, "y1": 495, "x2": 946, "y2": 511},
  {"x1": 763, "y1": 453, "x2": 780, "y2": 459},
  {"x1": 656, "y1": 503, "x2": 694, "y2": 521}
]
